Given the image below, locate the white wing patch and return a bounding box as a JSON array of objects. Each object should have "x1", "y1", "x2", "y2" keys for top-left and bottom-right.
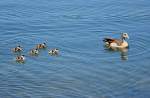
[{"x1": 110, "y1": 43, "x2": 118, "y2": 47}]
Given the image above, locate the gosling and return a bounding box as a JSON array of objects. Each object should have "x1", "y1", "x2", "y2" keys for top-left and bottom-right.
[
  {"x1": 36, "y1": 43, "x2": 47, "y2": 49},
  {"x1": 29, "y1": 48, "x2": 39, "y2": 55},
  {"x1": 48, "y1": 48, "x2": 59, "y2": 55},
  {"x1": 16, "y1": 55, "x2": 25, "y2": 62},
  {"x1": 12, "y1": 45, "x2": 23, "y2": 52}
]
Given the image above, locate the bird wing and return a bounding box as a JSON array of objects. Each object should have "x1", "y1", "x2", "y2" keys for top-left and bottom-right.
[{"x1": 103, "y1": 38, "x2": 122, "y2": 46}]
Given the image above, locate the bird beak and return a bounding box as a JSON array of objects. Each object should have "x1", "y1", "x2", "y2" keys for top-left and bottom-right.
[{"x1": 127, "y1": 36, "x2": 129, "y2": 39}]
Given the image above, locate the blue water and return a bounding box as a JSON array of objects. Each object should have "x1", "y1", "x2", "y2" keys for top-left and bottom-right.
[{"x1": 0, "y1": 0, "x2": 150, "y2": 98}]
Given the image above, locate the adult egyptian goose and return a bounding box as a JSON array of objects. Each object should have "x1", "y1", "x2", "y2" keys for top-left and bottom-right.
[
  {"x1": 36, "y1": 43, "x2": 47, "y2": 49},
  {"x1": 48, "y1": 48, "x2": 59, "y2": 55},
  {"x1": 12, "y1": 45, "x2": 23, "y2": 52},
  {"x1": 16, "y1": 55, "x2": 25, "y2": 62},
  {"x1": 103, "y1": 33, "x2": 129, "y2": 49}
]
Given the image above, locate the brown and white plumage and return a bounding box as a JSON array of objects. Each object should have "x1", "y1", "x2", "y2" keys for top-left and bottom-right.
[
  {"x1": 36, "y1": 43, "x2": 47, "y2": 49},
  {"x1": 103, "y1": 33, "x2": 129, "y2": 49},
  {"x1": 12, "y1": 45, "x2": 23, "y2": 52},
  {"x1": 16, "y1": 55, "x2": 25, "y2": 62}
]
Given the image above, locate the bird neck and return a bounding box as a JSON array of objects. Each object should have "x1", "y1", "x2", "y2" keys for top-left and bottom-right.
[{"x1": 121, "y1": 37, "x2": 126, "y2": 43}]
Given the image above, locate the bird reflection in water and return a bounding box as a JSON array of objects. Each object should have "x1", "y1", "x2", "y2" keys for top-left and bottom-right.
[
  {"x1": 120, "y1": 48, "x2": 128, "y2": 60},
  {"x1": 104, "y1": 45, "x2": 129, "y2": 60}
]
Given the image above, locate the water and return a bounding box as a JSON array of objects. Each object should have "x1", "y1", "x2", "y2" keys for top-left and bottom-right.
[{"x1": 0, "y1": 0, "x2": 150, "y2": 98}]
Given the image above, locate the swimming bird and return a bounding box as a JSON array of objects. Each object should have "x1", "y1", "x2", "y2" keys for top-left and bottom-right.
[
  {"x1": 103, "y1": 33, "x2": 129, "y2": 49},
  {"x1": 48, "y1": 48, "x2": 59, "y2": 55},
  {"x1": 36, "y1": 43, "x2": 47, "y2": 49},
  {"x1": 12, "y1": 45, "x2": 23, "y2": 52},
  {"x1": 29, "y1": 48, "x2": 39, "y2": 55},
  {"x1": 16, "y1": 55, "x2": 25, "y2": 62}
]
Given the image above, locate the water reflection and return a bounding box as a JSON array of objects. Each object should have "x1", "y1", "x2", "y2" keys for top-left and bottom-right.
[
  {"x1": 104, "y1": 45, "x2": 128, "y2": 60},
  {"x1": 120, "y1": 48, "x2": 128, "y2": 60}
]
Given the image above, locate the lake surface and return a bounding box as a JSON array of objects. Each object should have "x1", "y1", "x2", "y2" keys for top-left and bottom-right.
[{"x1": 0, "y1": 0, "x2": 150, "y2": 98}]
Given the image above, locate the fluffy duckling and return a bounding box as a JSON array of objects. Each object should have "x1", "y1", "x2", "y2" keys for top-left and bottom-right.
[
  {"x1": 36, "y1": 43, "x2": 47, "y2": 49},
  {"x1": 12, "y1": 45, "x2": 23, "y2": 52},
  {"x1": 16, "y1": 55, "x2": 25, "y2": 62},
  {"x1": 103, "y1": 33, "x2": 129, "y2": 49},
  {"x1": 48, "y1": 48, "x2": 59, "y2": 55},
  {"x1": 29, "y1": 48, "x2": 39, "y2": 55}
]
